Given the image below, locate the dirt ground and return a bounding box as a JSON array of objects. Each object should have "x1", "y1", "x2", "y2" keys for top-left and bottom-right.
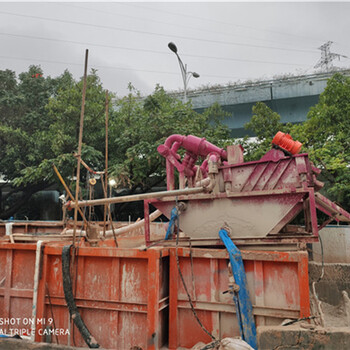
[{"x1": 311, "y1": 290, "x2": 350, "y2": 327}]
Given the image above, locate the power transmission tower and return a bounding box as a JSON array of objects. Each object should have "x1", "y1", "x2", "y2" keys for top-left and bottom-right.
[{"x1": 314, "y1": 41, "x2": 348, "y2": 71}]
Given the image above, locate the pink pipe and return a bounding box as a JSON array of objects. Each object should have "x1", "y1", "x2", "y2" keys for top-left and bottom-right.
[
  {"x1": 182, "y1": 153, "x2": 197, "y2": 177},
  {"x1": 158, "y1": 134, "x2": 227, "y2": 160},
  {"x1": 171, "y1": 141, "x2": 182, "y2": 157},
  {"x1": 164, "y1": 134, "x2": 185, "y2": 149},
  {"x1": 158, "y1": 134, "x2": 227, "y2": 188},
  {"x1": 208, "y1": 152, "x2": 221, "y2": 163},
  {"x1": 183, "y1": 135, "x2": 227, "y2": 159}
]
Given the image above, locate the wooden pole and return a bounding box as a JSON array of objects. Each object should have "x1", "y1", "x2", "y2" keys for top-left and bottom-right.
[
  {"x1": 103, "y1": 90, "x2": 109, "y2": 238},
  {"x1": 52, "y1": 164, "x2": 88, "y2": 226},
  {"x1": 101, "y1": 178, "x2": 118, "y2": 247},
  {"x1": 68, "y1": 186, "x2": 206, "y2": 208},
  {"x1": 73, "y1": 49, "x2": 89, "y2": 247}
]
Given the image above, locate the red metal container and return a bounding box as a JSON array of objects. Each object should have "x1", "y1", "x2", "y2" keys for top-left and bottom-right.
[
  {"x1": 0, "y1": 241, "x2": 310, "y2": 349},
  {"x1": 0, "y1": 242, "x2": 169, "y2": 350},
  {"x1": 168, "y1": 247, "x2": 310, "y2": 350},
  {"x1": 0, "y1": 243, "x2": 37, "y2": 335},
  {"x1": 0, "y1": 221, "x2": 65, "y2": 236}
]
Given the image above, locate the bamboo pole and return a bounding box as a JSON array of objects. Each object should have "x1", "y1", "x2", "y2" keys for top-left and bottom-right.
[
  {"x1": 73, "y1": 49, "x2": 89, "y2": 247},
  {"x1": 68, "y1": 186, "x2": 206, "y2": 208},
  {"x1": 101, "y1": 176, "x2": 118, "y2": 246},
  {"x1": 52, "y1": 164, "x2": 88, "y2": 226},
  {"x1": 103, "y1": 90, "x2": 109, "y2": 238},
  {"x1": 77, "y1": 156, "x2": 104, "y2": 175}
]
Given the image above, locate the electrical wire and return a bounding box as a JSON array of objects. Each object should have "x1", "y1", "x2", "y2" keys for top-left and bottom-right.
[
  {"x1": 62, "y1": 3, "x2": 320, "y2": 51},
  {"x1": 0, "y1": 52, "x2": 310, "y2": 86},
  {"x1": 0, "y1": 54, "x2": 183, "y2": 76},
  {"x1": 2, "y1": 53, "x2": 304, "y2": 82},
  {"x1": 121, "y1": 2, "x2": 329, "y2": 46},
  {"x1": 0, "y1": 32, "x2": 312, "y2": 67},
  {"x1": 0, "y1": 10, "x2": 319, "y2": 55},
  {"x1": 0, "y1": 32, "x2": 168, "y2": 56},
  {"x1": 174, "y1": 198, "x2": 217, "y2": 342}
]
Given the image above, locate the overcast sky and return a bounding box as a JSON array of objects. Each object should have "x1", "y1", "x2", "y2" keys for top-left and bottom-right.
[{"x1": 1, "y1": 1, "x2": 350, "y2": 97}]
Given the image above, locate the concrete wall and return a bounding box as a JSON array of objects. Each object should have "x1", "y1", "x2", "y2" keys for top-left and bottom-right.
[
  {"x1": 310, "y1": 225, "x2": 350, "y2": 306},
  {"x1": 258, "y1": 325, "x2": 350, "y2": 350},
  {"x1": 0, "y1": 338, "x2": 86, "y2": 350},
  {"x1": 312, "y1": 226, "x2": 350, "y2": 264}
]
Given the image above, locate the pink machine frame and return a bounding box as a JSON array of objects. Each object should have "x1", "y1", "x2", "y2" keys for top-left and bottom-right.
[{"x1": 143, "y1": 134, "x2": 350, "y2": 246}]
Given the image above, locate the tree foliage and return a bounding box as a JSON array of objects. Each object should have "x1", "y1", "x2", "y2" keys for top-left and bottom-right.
[
  {"x1": 244, "y1": 73, "x2": 350, "y2": 209},
  {"x1": 108, "y1": 85, "x2": 230, "y2": 191},
  {"x1": 291, "y1": 73, "x2": 350, "y2": 207},
  {"x1": 0, "y1": 68, "x2": 230, "y2": 219},
  {"x1": 242, "y1": 102, "x2": 287, "y2": 161},
  {"x1": 0, "y1": 66, "x2": 75, "y2": 218}
]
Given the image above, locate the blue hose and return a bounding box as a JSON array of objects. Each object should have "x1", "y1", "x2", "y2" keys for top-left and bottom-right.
[
  {"x1": 219, "y1": 228, "x2": 257, "y2": 349},
  {"x1": 165, "y1": 207, "x2": 178, "y2": 240}
]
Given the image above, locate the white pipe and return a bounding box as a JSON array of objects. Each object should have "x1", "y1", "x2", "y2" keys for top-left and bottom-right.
[
  {"x1": 70, "y1": 186, "x2": 205, "y2": 208},
  {"x1": 5, "y1": 223, "x2": 14, "y2": 243},
  {"x1": 31, "y1": 240, "x2": 43, "y2": 341},
  {"x1": 63, "y1": 209, "x2": 163, "y2": 238},
  {"x1": 204, "y1": 174, "x2": 216, "y2": 193},
  {"x1": 62, "y1": 229, "x2": 87, "y2": 235},
  {"x1": 195, "y1": 177, "x2": 211, "y2": 188},
  {"x1": 104, "y1": 209, "x2": 162, "y2": 238},
  {"x1": 5, "y1": 222, "x2": 13, "y2": 235},
  {"x1": 195, "y1": 174, "x2": 216, "y2": 193}
]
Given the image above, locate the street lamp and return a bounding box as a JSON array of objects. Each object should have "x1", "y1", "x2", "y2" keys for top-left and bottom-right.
[{"x1": 168, "y1": 42, "x2": 200, "y2": 102}]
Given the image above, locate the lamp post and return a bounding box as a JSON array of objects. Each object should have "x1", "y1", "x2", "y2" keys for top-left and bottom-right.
[{"x1": 168, "y1": 42, "x2": 200, "y2": 102}]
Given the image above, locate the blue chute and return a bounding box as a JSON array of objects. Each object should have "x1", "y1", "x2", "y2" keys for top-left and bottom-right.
[{"x1": 219, "y1": 228, "x2": 257, "y2": 349}]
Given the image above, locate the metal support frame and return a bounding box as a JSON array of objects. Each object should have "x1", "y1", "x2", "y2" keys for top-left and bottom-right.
[{"x1": 145, "y1": 186, "x2": 337, "y2": 246}]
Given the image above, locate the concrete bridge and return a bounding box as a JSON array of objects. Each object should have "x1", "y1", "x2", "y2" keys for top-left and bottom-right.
[{"x1": 185, "y1": 70, "x2": 350, "y2": 137}]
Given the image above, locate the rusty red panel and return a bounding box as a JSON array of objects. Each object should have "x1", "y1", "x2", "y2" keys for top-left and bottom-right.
[
  {"x1": 37, "y1": 246, "x2": 169, "y2": 349},
  {"x1": 9, "y1": 298, "x2": 33, "y2": 329},
  {"x1": 168, "y1": 247, "x2": 310, "y2": 350},
  {"x1": 11, "y1": 249, "x2": 35, "y2": 289},
  {"x1": 0, "y1": 243, "x2": 37, "y2": 336},
  {"x1": 0, "y1": 247, "x2": 6, "y2": 283},
  {"x1": 0, "y1": 243, "x2": 169, "y2": 349},
  {"x1": 0, "y1": 243, "x2": 40, "y2": 335}
]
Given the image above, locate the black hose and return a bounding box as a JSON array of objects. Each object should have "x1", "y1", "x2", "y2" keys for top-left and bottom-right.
[{"x1": 62, "y1": 245, "x2": 100, "y2": 348}]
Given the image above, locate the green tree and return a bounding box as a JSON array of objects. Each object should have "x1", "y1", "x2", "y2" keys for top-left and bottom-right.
[
  {"x1": 9, "y1": 68, "x2": 109, "y2": 216},
  {"x1": 0, "y1": 69, "x2": 231, "y2": 219},
  {"x1": 0, "y1": 66, "x2": 75, "y2": 219},
  {"x1": 290, "y1": 73, "x2": 350, "y2": 207},
  {"x1": 45, "y1": 69, "x2": 107, "y2": 180},
  {"x1": 108, "y1": 85, "x2": 231, "y2": 192},
  {"x1": 243, "y1": 73, "x2": 350, "y2": 209},
  {"x1": 242, "y1": 102, "x2": 286, "y2": 161}
]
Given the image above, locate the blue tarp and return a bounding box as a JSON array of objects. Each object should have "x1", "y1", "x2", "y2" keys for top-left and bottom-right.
[{"x1": 219, "y1": 228, "x2": 257, "y2": 349}]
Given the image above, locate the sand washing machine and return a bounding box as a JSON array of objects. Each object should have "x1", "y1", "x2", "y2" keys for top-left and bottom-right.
[
  {"x1": 147, "y1": 132, "x2": 350, "y2": 246},
  {"x1": 70, "y1": 132, "x2": 350, "y2": 246}
]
